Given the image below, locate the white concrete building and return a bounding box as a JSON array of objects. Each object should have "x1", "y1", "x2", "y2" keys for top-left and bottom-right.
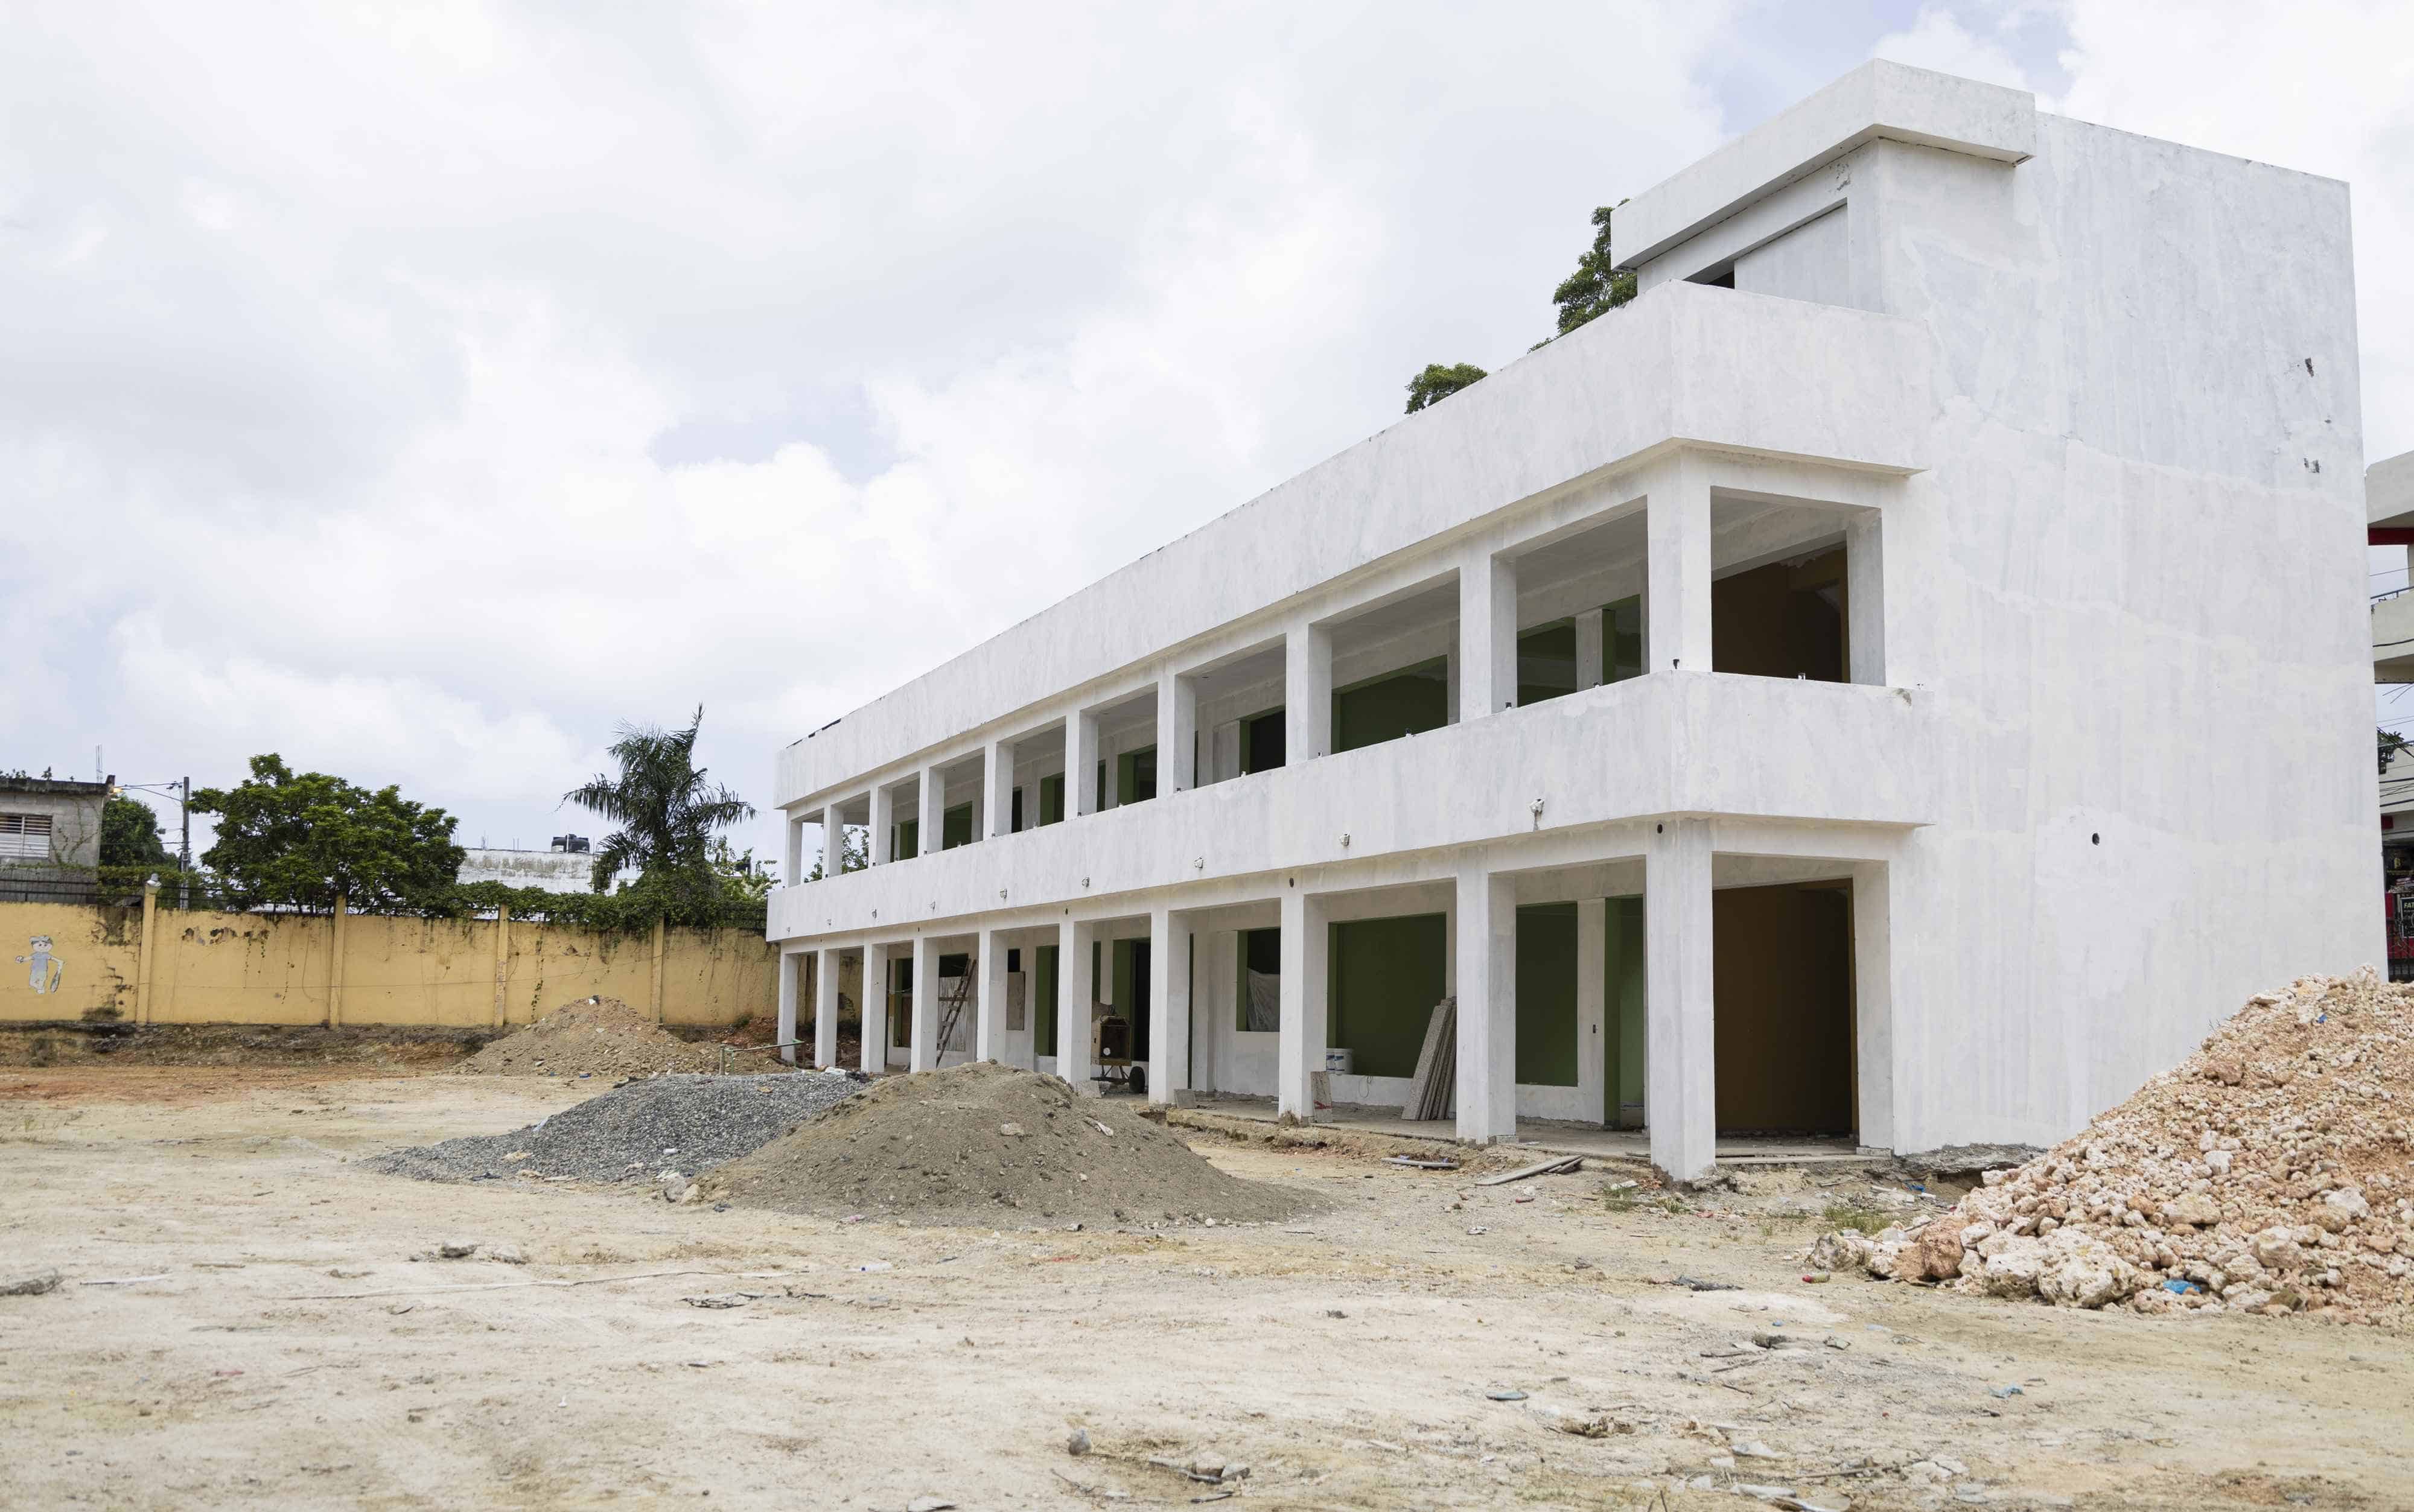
[{"x1": 765, "y1": 62, "x2": 2379, "y2": 1178}]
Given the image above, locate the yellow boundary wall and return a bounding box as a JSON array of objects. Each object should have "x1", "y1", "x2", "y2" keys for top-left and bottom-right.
[{"x1": 0, "y1": 894, "x2": 774, "y2": 1029}]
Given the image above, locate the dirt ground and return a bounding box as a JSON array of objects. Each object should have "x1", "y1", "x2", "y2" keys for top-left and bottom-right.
[{"x1": 4, "y1": 1067, "x2": 2407, "y2": 1511}]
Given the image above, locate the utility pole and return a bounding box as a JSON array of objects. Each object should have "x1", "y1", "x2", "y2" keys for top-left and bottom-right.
[{"x1": 179, "y1": 776, "x2": 191, "y2": 910}]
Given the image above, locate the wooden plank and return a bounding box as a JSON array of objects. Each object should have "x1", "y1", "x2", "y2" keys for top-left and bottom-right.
[{"x1": 1474, "y1": 1154, "x2": 1584, "y2": 1186}]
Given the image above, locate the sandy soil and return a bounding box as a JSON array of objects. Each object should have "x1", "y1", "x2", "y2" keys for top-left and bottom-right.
[{"x1": 2, "y1": 1067, "x2": 2406, "y2": 1511}]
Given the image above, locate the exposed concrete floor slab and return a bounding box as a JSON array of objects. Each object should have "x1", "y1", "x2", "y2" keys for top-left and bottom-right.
[{"x1": 1186, "y1": 1092, "x2": 1882, "y2": 1167}]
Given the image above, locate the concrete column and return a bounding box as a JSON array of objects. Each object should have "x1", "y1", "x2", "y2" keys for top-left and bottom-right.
[
  {"x1": 1284, "y1": 621, "x2": 1333, "y2": 763},
  {"x1": 1646, "y1": 460, "x2": 1713, "y2": 673},
  {"x1": 815, "y1": 946, "x2": 842, "y2": 1068},
  {"x1": 861, "y1": 942, "x2": 892, "y2": 1073},
  {"x1": 976, "y1": 925, "x2": 1008, "y2": 1062},
  {"x1": 1574, "y1": 608, "x2": 1605, "y2": 691},
  {"x1": 1645, "y1": 819, "x2": 1716, "y2": 1180},
  {"x1": 820, "y1": 804, "x2": 845, "y2": 876},
  {"x1": 777, "y1": 948, "x2": 801, "y2": 1066},
  {"x1": 1058, "y1": 918, "x2": 1094, "y2": 1087},
  {"x1": 1851, "y1": 861, "x2": 1895, "y2": 1154},
  {"x1": 1147, "y1": 906, "x2": 1190, "y2": 1105},
  {"x1": 1458, "y1": 548, "x2": 1519, "y2": 720},
  {"x1": 869, "y1": 785, "x2": 895, "y2": 864},
  {"x1": 1453, "y1": 862, "x2": 1518, "y2": 1143},
  {"x1": 1158, "y1": 671, "x2": 1197, "y2": 795},
  {"x1": 987, "y1": 738, "x2": 1015, "y2": 837},
  {"x1": 1575, "y1": 897, "x2": 1606, "y2": 1122},
  {"x1": 783, "y1": 813, "x2": 805, "y2": 887},
  {"x1": 1069, "y1": 710, "x2": 1100, "y2": 816},
  {"x1": 918, "y1": 768, "x2": 944, "y2": 854},
  {"x1": 1846, "y1": 510, "x2": 1886, "y2": 686},
  {"x1": 909, "y1": 935, "x2": 940, "y2": 1073},
  {"x1": 1275, "y1": 889, "x2": 1329, "y2": 1122}
]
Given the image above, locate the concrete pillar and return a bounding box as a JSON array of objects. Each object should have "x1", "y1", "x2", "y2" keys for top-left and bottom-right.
[
  {"x1": 1284, "y1": 621, "x2": 1333, "y2": 763},
  {"x1": 1453, "y1": 862, "x2": 1517, "y2": 1143},
  {"x1": 1645, "y1": 819, "x2": 1716, "y2": 1180},
  {"x1": 976, "y1": 925, "x2": 1008, "y2": 1062},
  {"x1": 1458, "y1": 548, "x2": 1519, "y2": 720},
  {"x1": 783, "y1": 813, "x2": 805, "y2": 887},
  {"x1": 1846, "y1": 510, "x2": 1886, "y2": 686},
  {"x1": 1575, "y1": 896, "x2": 1606, "y2": 1122},
  {"x1": 918, "y1": 767, "x2": 944, "y2": 854},
  {"x1": 987, "y1": 737, "x2": 1016, "y2": 837},
  {"x1": 815, "y1": 945, "x2": 842, "y2": 1068},
  {"x1": 1275, "y1": 889, "x2": 1329, "y2": 1122},
  {"x1": 1574, "y1": 608, "x2": 1605, "y2": 691},
  {"x1": 869, "y1": 785, "x2": 895, "y2": 865},
  {"x1": 777, "y1": 948, "x2": 801, "y2": 1066},
  {"x1": 1646, "y1": 460, "x2": 1713, "y2": 673},
  {"x1": 1058, "y1": 918, "x2": 1094, "y2": 1088},
  {"x1": 1069, "y1": 710, "x2": 1100, "y2": 816},
  {"x1": 1158, "y1": 671, "x2": 1196, "y2": 795},
  {"x1": 821, "y1": 804, "x2": 846, "y2": 876},
  {"x1": 1147, "y1": 906, "x2": 1189, "y2": 1105},
  {"x1": 1851, "y1": 861, "x2": 1894, "y2": 1154},
  {"x1": 909, "y1": 935, "x2": 940, "y2": 1072},
  {"x1": 862, "y1": 941, "x2": 892, "y2": 1073}
]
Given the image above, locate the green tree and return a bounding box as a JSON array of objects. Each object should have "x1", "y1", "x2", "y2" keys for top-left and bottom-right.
[
  {"x1": 804, "y1": 824, "x2": 867, "y2": 881},
  {"x1": 99, "y1": 795, "x2": 171, "y2": 868},
  {"x1": 1549, "y1": 203, "x2": 1637, "y2": 337},
  {"x1": 1404, "y1": 361, "x2": 1488, "y2": 414},
  {"x1": 191, "y1": 755, "x2": 465, "y2": 913},
  {"x1": 2381, "y1": 726, "x2": 2406, "y2": 777},
  {"x1": 563, "y1": 707, "x2": 756, "y2": 892}
]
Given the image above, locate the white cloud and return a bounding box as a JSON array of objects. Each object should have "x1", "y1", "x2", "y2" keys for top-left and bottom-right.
[
  {"x1": 1871, "y1": 6, "x2": 2037, "y2": 91},
  {"x1": 8, "y1": 1, "x2": 2406, "y2": 871}
]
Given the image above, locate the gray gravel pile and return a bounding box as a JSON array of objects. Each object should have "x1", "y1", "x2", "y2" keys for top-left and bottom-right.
[{"x1": 362, "y1": 1072, "x2": 862, "y2": 1186}]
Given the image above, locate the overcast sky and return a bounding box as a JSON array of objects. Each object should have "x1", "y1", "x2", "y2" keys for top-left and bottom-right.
[{"x1": 8, "y1": 1, "x2": 2411, "y2": 871}]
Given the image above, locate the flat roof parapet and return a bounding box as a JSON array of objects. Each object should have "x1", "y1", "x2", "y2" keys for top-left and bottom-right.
[{"x1": 1613, "y1": 59, "x2": 2035, "y2": 270}]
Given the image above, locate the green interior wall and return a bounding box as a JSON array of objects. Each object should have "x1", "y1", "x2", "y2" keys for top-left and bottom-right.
[
  {"x1": 1607, "y1": 895, "x2": 1647, "y2": 1126},
  {"x1": 1513, "y1": 903, "x2": 1579, "y2": 1087},
  {"x1": 1326, "y1": 913, "x2": 1446, "y2": 1078},
  {"x1": 941, "y1": 804, "x2": 972, "y2": 849},
  {"x1": 888, "y1": 956, "x2": 912, "y2": 1047},
  {"x1": 1605, "y1": 595, "x2": 1644, "y2": 682},
  {"x1": 1033, "y1": 944, "x2": 1058, "y2": 1055},
  {"x1": 1236, "y1": 927, "x2": 1281, "y2": 1031},
  {"x1": 1116, "y1": 746, "x2": 1157, "y2": 805},
  {"x1": 1333, "y1": 658, "x2": 1448, "y2": 754},
  {"x1": 1110, "y1": 938, "x2": 1150, "y2": 1058},
  {"x1": 1240, "y1": 708, "x2": 1285, "y2": 772},
  {"x1": 892, "y1": 818, "x2": 919, "y2": 860},
  {"x1": 1517, "y1": 622, "x2": 1579, "y2": 707},
  {"x1": 1038, "y1": 774, "x2": 1063, "y2": 825}
]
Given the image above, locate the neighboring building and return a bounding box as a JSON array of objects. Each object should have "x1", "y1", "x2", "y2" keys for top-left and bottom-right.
[
  {"x1": 1, "y1": 775, "x2": 112, "y2": 900},
  {"x1": 457, "y1": 836, "x2": 615, "y2": 895},
  {"x1": 764, "y1": 62, "x2": 2377, "y2": 1178},
  {"x1": 2369, "y1": 452, "x2": 2414, "y2": 977}
]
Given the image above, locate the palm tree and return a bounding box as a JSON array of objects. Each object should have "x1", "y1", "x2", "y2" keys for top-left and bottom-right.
[{"x1": 564, "y1": 707, "x2": 756, "y2": 892}]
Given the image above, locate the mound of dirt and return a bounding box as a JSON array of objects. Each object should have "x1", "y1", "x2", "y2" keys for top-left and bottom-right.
[
  {"x1": 458, "y1": 996, "x2": 756, "y2": 1078},
  {"x1": 702, "y1": 1061, "x2": 1316, "y2": 1229},
  {"x1": 1814, "y1": 970, "x2": 2414, "y2": 1326},
  {"x1": 363, "y1": 1071, "x2": 860, "y2": 1185}
]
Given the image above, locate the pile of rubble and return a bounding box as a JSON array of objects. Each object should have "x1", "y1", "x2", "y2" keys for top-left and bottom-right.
[
  {"x1": 1814, "y1": 970, "x2": 2414, "y2": 1326},
  {"x1": 704, "y1": 1060, "x2": 1314, "y2": 1228},
  {"x1": 457, "y1": 996, "x2": 753, "y2": 1078}
]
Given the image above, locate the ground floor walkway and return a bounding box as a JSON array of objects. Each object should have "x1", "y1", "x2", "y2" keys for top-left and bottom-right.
[{"x1": 1172, "y1": 1093, "x2": 1880, "y2": 1168}]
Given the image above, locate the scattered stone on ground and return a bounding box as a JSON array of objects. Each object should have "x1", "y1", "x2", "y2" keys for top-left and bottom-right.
[
  {"x1": 703, "y1": 1061, "x2": 1317, "y2": 1228},
  {"x1": 456, "y1": 996, "x2": 758, "y2": 1078},
  {"x1": 1814, "y1": 970, "x2": 2414, "y2": 1326},
  {"x1": 2, "y1": 1268, "x2": 64, "y2": 1297},
  {"x1": 362, "y1": 1071, "x2": 859, "y2": 1186}
]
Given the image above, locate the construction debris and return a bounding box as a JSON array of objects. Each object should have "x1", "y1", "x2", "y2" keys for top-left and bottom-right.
[
  {"x1": 364, "y1": 1072, "x2": 859, "y2": 1186},
  {"x1": 1476, "y1": 1154, "x2": 1583, "y2": 1186},
  {"x1": 1813, "y1": 971, "x2": 2414, "y2": 1326},
  {"x1": 456, "y1": 996, "x2": 752, "y2": 1078},
  {"x1": 702, "y1": 1061, "x2": 1314, "y2": 1228},
  {"x1": 1400, "y1": 997, "x2": 1456, "y2": 1121}
]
